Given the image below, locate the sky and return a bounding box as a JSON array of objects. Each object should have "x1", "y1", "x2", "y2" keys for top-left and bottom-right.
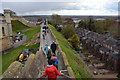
[{"x1": 0, "y1": 0, "x2": 120, "y2": 16}]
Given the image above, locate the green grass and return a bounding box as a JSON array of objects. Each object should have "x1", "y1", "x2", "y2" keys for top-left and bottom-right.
[
  {"x1": 1, "y1": 26, "x2": 40, "y2": 74},
  {"x1": 25, "y1": 43, "x2": 40, "y2": 54},
  {"x1": 49, "y1": 24, "x2": 92, "y2": 78},
  {"x1": 11, "y1": 20, "x2": 30, "y2": 32},
  {"x1": 23, "y1": 27, "x2": 40, "y2": 42}
]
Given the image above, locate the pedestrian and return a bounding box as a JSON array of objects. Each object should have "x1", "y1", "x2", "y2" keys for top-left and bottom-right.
[
  {"x1": 50, "y1": 41, "x2": 57, "y2": 55},
  {"x1": 46, "y1": 26, "x2": 49, "y2": 33},
  {"x1": 22, "y1": 49, "x2": 29, "y2": 58},
  {"x1": 47, "y1": 49, "x2": 52, "y2": 60},
  {"x1": 44, "y1": 19, "x2": 46, "y2": 25},
  {"x1": 44, "y1": 43, "x2": 50, "y2": 55},
  {"x1": 19, "y1": 53, "x2": 24, "y2": 62},
  {"x1": 40, "y1": 59, "x2": 63, "y2": 80},
  {"x1": 44, "y1": 31, "x2": 46, "y2": 36},
  {"x1": 51, "y1": 54, "x2": 58, "y2": 69}
]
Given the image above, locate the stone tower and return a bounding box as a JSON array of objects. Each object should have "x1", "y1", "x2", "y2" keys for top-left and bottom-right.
[
  {"x1": 4, "y1": 9, "x2": 13, "y2": 36},
  {"x1": 0, "y1": 9, "x2": 13, "y2": 52}
]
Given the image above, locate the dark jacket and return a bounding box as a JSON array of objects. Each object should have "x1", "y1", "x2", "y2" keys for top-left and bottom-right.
[{"x1": 50, "y1": 43, "x2": 57, "y2": 51}]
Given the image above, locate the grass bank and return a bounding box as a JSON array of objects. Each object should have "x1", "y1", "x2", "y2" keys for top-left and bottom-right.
[
  {"x1": 49, "y1": 24, "x2": 92, "y2": 78},
  {"x1": 11, "y1": 20, "x2": 30, "y2": 33}
]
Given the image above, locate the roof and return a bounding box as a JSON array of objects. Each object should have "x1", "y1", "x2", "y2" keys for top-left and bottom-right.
[
  {"x1": 99, "y1": 47, "x2": 110, "y2": 54},
  {"x1": 111, "y1": 54, "x2": 120, "y2": 60},
  {"x1": 76, "y1": 28, "x2": 118, "y2": 49}
]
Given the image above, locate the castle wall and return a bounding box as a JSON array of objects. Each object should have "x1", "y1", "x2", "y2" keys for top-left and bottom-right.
[
  {"x1": 2, "y1": 51, "x2": 47, "y2": 78},
  {"x1": 0, "y1": 9, "x2": 41, "y2": 52},
  {"x1": 0, "y1": 10, "x2": 13, "y2": 52},
  {"x1": 4, "y1": 10, "x2": 13, "y2": 36},
  {"x1": 0, "y1": 37, "x2": 11, "y2": 52},
  {"x1": 11, "y1": 16, "x2": 37, "y2": 27},
  {"x1": 0, "y1": 16, "x2": 5, "y2": 21},
  {"x1": 0, "y1": 23, "x2": 11, "y2": 52}
]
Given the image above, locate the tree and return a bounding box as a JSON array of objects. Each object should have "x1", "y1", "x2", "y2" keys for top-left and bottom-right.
[
  {"x1": 78, "y1": 20, "x2": 87, "y2": 28},
  {"x1": 87, "y1": 16, "x2": 96, "y2": 31},
  {"x1": 61, "y1": 24, "x2": 75, "y2": 39},
  {"x1": 94, "y1": 20, "x2": 105, "y2": 34},
  {"x1": 68, "y1": 34, "x2": 80, "y2": 50},
  {"x1": 78, "y1": 17, "x2": 96, "y2": 32},
  {"x1": 94, "y1": 18, "x2": 118, "y2": 35},
  {"x1": 51, "y1": 14, "x2": 63, "y2": 25}
]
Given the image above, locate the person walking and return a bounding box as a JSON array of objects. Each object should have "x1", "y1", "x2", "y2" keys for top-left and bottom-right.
[
  {"x1": 51, "y1": 54, "x2": 58, "y2": 69},
  {"x1": 44, "y1": 43, "x2": 50, "y2": 56},
  {"x1": 50, "y1": 41, "x2": 57, "y2": 55},
  {"x1": 46, "y1": 26, "x2": 49, "y2": 33},
  {"x1": 44, "y1": 19, "x2": 46, "y2": 25},
  {"x1": 19, "y1": 53, "x2": 24, "y2": 62},
  {"x1": 40, "y1": 59, "x2": 63, "y2": 80},
  {"x1": 47, "y1": 49, "x2": 52, "y2": 60}
]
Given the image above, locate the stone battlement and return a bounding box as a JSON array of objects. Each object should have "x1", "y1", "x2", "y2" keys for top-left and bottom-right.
[{"x1": 2, "y1": 50, "x2": 47, "y2": 78}]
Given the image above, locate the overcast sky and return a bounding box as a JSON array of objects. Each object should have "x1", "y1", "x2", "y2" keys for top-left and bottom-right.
[{"x1": 0, "y1": 0, "x2": 120, "y2": 16}]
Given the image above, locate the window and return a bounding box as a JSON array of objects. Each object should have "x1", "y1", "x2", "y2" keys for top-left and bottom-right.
[{"x1": 2, "y1": 27, "x2": 5, "y2": 36}]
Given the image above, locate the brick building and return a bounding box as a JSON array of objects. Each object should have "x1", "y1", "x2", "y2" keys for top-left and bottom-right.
[{"x1": 76, "y1": 28, "x2": 120, "y2": 72}]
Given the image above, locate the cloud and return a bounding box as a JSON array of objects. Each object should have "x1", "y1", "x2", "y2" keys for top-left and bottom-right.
[
  {"x1": 2, "y1": 2, "x2": 77, "y2": 13},
  {"x1": 1, "y1": 0, "x2": 79, "y2": 2},
  {"x1": 1, "y1": 0, "x2": 119, "y2": 15},
  {"x1": 23, "y1": 9, "x2": 117, "y2": 16},
  {"x1": 119, "y1": 1, "x2": 120, "y2": 11},
  {"x1": 0, "y1": 2, "x2": 3, "y2": 13}
]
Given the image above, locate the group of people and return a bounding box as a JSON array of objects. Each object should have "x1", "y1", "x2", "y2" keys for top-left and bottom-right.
[
  {"x1": 42, "y1": 41, "x2": 64, "y2": 80},
  {"x1": 42, "y1": 26, "x2": 49, "y2": 40},
  {"x1": 18, "y1": 49, "x2": 29, "y2": 62},
  {"x1": 40, "y1": 20, "x2": 68, "y2": 80},
  {"x1": 44, "y1": 41, "x2": 58, "y2": 68},
  {"x1": 42, "y1": 19, "x2": 49, "y2": 40}
]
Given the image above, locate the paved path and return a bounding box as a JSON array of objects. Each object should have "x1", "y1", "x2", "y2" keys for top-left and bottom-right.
[
  {"x1": 40, "y1": 23, "x2": 68, "y2": 75},
  {"x1": 2, "y1": 35, "x2": 26, "y2": 54}
]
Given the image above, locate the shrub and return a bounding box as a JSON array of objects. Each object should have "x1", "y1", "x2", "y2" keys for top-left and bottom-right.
[
  {"x1": 62, "y1": 24, "x2": 75, "y2": 39},
  {"x1": 68, "y1": 34, "x2": 80, "y2": 50}
]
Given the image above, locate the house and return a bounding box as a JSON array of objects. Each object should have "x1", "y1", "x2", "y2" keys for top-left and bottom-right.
[
  {"x1": 76, "y1": 28, "x2": 120, "y2": 72},
  {"x1": 64, "y1": 18, "x2": 75, "y2": 26}
]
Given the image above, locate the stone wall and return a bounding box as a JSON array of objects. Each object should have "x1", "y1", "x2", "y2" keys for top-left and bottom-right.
[
  {"x1": 48, "y1": 26, "x2": 75, "y2": 78},
  {"x1": 0, "y1": 23, "x2": 13, "y2": 52},
  {"x1": 11, "y1": 16, "x2": 39, "y2": 27},
  {"x1": 0, "y1": 10, "x2": 13, "y2": 52},
  {"x1": 0, "y1": 16, "x2": 5, "y2": 21},
  {"x1": 2, "y1": 50, "x2": 47, "y2": 78},
  {"x1": 0, "y1": 37, "x2": 12, "y2": 52}
]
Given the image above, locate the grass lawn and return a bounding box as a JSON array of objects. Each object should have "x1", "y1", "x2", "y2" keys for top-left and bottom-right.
[
  {"x1": 49, "y1": 24, "x2": 92, "y2": 78},
  {"x1": 1, "y1": 26, "x2": 40, "y2": 75},
  {"x1": 11, "y1": 20, "x2": 30, "y2": 33}
]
